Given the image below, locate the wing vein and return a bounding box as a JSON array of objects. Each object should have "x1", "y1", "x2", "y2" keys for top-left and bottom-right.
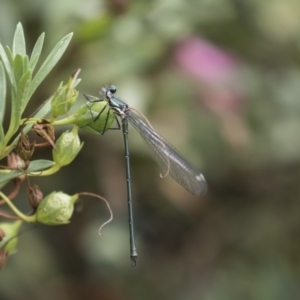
[{"x1": 126, "y1": 111, "x2": 207, "y2": 195}]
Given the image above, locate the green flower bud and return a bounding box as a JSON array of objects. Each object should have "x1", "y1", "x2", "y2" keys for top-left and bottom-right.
[
  {"x1": 52, "y1": 126, "x2": 83, "y2": 166},
  {"x1": 36, "y1": 191, "x2": 78, "y2": 225},
  {"x1": 0, "y1": 221, "x2": 22, "y2": 255},
  {"x1": 77, "y1": 102, "x2": 115, "y2": 134},
  {"x1": 51, "y1": 69, "x2": 80, "y2": 118},
  {"x1": 52, "y1": 101, "x2": 115, "y2": 134}
]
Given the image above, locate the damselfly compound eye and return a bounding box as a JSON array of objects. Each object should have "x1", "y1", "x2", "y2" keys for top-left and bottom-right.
[{"x1": 108, "y1": 85, "x2": 117, "y2": 94}]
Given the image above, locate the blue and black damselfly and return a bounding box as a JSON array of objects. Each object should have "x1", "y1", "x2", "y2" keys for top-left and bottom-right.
[{"x1": 84, "y1": 85, "x2": 207, "y2": 266}]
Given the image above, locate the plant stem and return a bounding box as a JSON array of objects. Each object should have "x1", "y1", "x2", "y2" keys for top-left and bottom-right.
[{"x1": 0, "y1": 191, "x2": 36, "y2": 223}]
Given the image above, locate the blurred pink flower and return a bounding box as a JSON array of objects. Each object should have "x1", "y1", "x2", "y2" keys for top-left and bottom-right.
[
  {"x1": 174, "y1": 37, "x2": 244, "y2": 113},
  {"x1": 174, "y1": 37, "x2": 238, "y2": 83},
  {"x1": 174, "y1": 37, "x2": 250, "y2": 151}
]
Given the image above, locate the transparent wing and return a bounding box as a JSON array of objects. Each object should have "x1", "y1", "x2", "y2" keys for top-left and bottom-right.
[{"x1": 127, "y1": 111, "x2": 207, "y2": 195}]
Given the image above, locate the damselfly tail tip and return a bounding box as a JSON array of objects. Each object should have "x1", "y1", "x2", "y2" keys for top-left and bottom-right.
[
  {"x1": 194, "y1": 173, "x2": 208, "y2": 196},
  {"x1": 131, "y1": 256, "x2": 138, "y2": 268},
  {"x1": 195, "y1": 173, "x2": 205, "y2": 182}
]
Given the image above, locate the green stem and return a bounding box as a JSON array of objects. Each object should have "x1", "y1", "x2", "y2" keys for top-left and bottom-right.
[
  {"x1": 19, "y1": 117, "x2": 42, "y2": 124},
  {"x1": 51, "y1": 114, "x2": 77, "y2": 126},
  {"x1": 0, "y1": 191, "x2": 36, "y2": 223},
  {"x1": 29, "y1": 163, "x2": 61, "y2": 176}
]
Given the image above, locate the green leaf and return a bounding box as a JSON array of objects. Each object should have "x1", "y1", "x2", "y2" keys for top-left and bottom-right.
[
  {"x1": 12, "y1": 23, "x2": 26, "y2": 57},
  {"x1": 13, "y1": 54, "x2": 24, "y2": 86},
  {"x1": 4, "y1": 69, "x2": 32, "y2": 145},
  {"x1": 29, "y1": 33, "x2": 44, "y2": 71},
  {"x1": 5, "y1": 46, "x2": 14, "y2": 66},
  {"x1": 0, "y1": 124, "x2": 4, "y2": 153},
  {"x1": 0, "y1": 62, "x2": 5, "y2": 153},
  {"x1": 23, "y1": 55, "x2": 29, "y2": 72},
  {"x1": 0, "y1": 62, "x2": 6, "y2": 124},
  {"x1": 27, "y1": 33, "x2": 73, "y2": 101},
  {"x1": 28, "y1": 54, "x2": 39, "y2": 73},
  {"x1": 0, "y1": 44, "x2": 13, "y2": 86},
  {"x1": 0, "y1": 160, "x2": 55, "y2": 188},
  {"x1": 8, "y1": 96, "x2": 52, "y2": 151},
  {"x1": 31, "y1": 96, "x2": 52, "y2": 119},
  {"x1": 16, "y1": 68, "x2": 32, "y2": 116}
]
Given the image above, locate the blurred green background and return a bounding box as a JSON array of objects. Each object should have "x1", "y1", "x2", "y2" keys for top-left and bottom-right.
[{"x1": 1, "y1": 0, "x2": 300, "y2": 299}]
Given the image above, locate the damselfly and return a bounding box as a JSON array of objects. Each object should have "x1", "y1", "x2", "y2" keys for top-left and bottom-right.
[{"x1": 84, "y1": 85, "x2": 207, "y2": 266}]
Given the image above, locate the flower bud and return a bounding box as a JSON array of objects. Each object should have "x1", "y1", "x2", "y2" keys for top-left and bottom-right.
[
  {"x1": 51, "y1": 69, "x2": 80, "y2": 118},
  {"x1": 16, "y1": 130, "x2": 35, "y2": 168},
  {"x1": 27, "y1": 185, "x2": 43, "y2": 209},
  {"x1": 36, "y1": 191, "x2": 78, "y2": 225},
  {"x1": 52, "y1": 126, "x2": 83, "y2": 167},
  {"x1": 0, "y1": 221, "x2": 22, "y2": 255},
  {"x1": 79, "y1": 101, "x2": 115, "y2": 134},
  {"x1": 68, "y1": 101, "x2": 115, "y2": 134},
  {"x1": 32, "y1": 120, "x2": 55, "y2": 145}
]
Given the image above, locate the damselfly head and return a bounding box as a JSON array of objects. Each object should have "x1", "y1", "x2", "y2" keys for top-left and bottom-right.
[
  {"x1": 101, "y1": 85, "x2": 117, "y2": 99},
  {"x1": 107, "y1": 85, "x2": 117, "y2": 94}
]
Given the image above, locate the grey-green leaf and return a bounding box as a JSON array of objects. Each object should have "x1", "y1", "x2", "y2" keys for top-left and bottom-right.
[
  {"x1": 12, "y1": 22, "x2": 26, "y2": 57},
  {"x1": 10, "y1": 96, "x2": 52, "y2": 148},
  {"x1": 5, "y1": 46, "x2": 14, "y2": 66},
  {"x1": 0, "y1": 160, "x2": 55, "y2": 188},
  {"x1": 0, "y1": 123, "x2": 4, "y2": 152},
  {"x1": 29, "y1": 32, "x2": 44, "y2": 71},
  {"x1": 0, "y1": 62, "x2": 6, "y2": 123},
  {"x1": 0, "y1": 44, "x2": 13, "y2": 86},
  {"x1": 23, "y1": 55, "x2": 29, "y2": 72},
  {"x1": 18, "y1": 68, "x2": 32, "y2": 114},
  {"x1": 13, "y1": 54, "x2": 24, "y2": 86},
  {"x1": 8, "y1": 69, "x2": 32, "y2": 137},
  {"x1": 28, "y1": 33, "x2": 73, "y2": 101}
]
